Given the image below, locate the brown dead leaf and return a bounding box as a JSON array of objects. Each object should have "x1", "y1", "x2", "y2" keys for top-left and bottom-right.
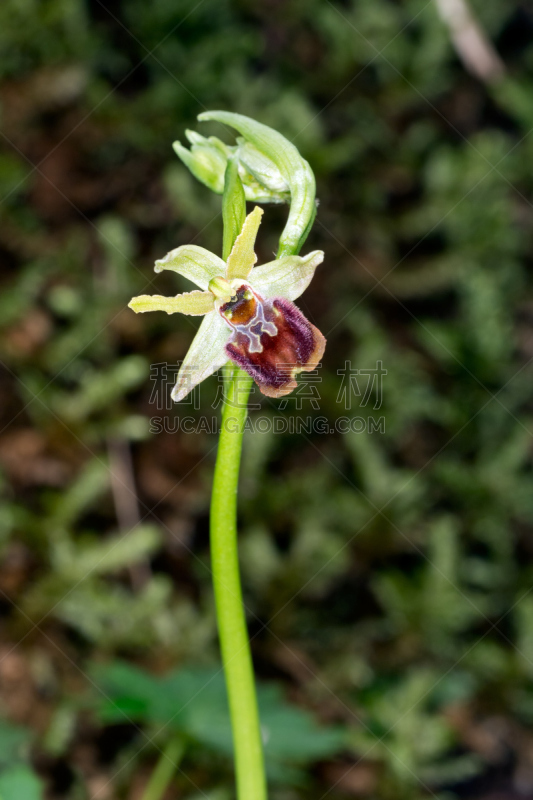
[
  {"x1": 4, "y1": 308, "x2": 52, "y2": 357},
  {"x1": 0, "y1": 428, "x2": 68, "y2": 486},
  {"x1": 322, "y1": 760, "x2": 378, "y2": 796}
]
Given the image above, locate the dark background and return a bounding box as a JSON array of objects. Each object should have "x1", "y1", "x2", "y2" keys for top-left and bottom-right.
[{"x1": 1, "y1": 1, "x2": 533, "y2": 798}]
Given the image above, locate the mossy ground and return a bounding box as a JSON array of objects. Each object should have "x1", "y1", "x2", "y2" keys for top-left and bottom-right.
[{"x1": 1, "y1": 1, "x2": 533, "y2": 798}]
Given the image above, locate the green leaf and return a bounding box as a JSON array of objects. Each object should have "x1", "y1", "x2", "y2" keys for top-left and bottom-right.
[
  {"x1": 56, "y1": 574, "x2": 172, "y2": 647},
  {"x1": 55, "y1": 523, "x2": 162, "y2": 580},
  {"x1": 0, "y1": 766, "x2": 43, "y2": 800},
  {"x1": 0, "y1": 722, "x2": 32, "y2": 770},
  {"x1": 48, "y1": 459, "x2": 109, "y2": 531},
  {"x1": 93, "y1": 662, "x2": 346, "y2": 784},
  {"x1": 53, "y1": 357, "x2": 148, "y2": 424},
  {"x1": 198, "y1": 111, "x2": 317, "y2": 257},
  {"x1": 258, "y1": 684, "x2": 345, "y2": 763},
  {"x1": 92, "y1": 661, "x2": 160, "y2": 722}
]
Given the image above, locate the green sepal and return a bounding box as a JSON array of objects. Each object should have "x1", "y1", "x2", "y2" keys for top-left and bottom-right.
[
  {"x1": 154, "y1": 245, "x2": 226, "y2": 290},
  {"x1": 251, "y1": 250, "x2": 324, "y2": 301},
  {"x1": 128, "y1": 291, "x2": 215, "y2": 316},
  {"x1": 222, "y1": 156, "x2": 247, "y2": 261},
  {"x1": 171, "y1": 311, "x2": 229, "y2": 402},
  {"x1": 198, "y1": 111, "x2": 316, "y2": 258}
]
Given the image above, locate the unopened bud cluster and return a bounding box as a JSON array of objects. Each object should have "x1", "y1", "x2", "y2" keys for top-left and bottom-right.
[{"x1": 174, "y1": 131, "x2": 289, "y2": 203}]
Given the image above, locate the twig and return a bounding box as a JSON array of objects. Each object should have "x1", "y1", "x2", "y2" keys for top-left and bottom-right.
[
  {"x1": 139, "y1": 735, "x2": 184, "y2": 800},
  {"x1": 107, "y1": 436, "x2": 151, "y2": 590},
  {"x1": 434, "y1": 0, "x2": 505, "y2": 84}
]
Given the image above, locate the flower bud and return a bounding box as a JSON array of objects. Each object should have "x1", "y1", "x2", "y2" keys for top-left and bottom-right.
[
  {"x1": 237, "y1": 141, "x2": 289, "y2": 200},
  {"x1": 173, "y1": 131, "x2": 231, "y2": 194},
  {"x1": 174, "y1": 132, "x2": 291, "y2": 203},
  {"x1": 198, "y1": 111, "x2": 317, "y2": 257}
]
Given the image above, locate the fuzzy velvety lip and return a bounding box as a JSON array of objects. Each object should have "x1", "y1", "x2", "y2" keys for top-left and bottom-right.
[{"x1": 225, "y1": 297, "x2": 326, "y2": 397}]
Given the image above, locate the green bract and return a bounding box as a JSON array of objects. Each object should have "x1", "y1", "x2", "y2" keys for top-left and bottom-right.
[
  {"x1": 173, "y1": 111, "x2": 317, "y2": 258},
  {"x1": 222, "y1": 156, "x2": 246, "y2": 262}
]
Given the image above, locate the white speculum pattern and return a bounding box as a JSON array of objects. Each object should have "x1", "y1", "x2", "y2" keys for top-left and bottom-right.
[{"x1": 215, "y1": 281, "x2": 277, "y2": 354}]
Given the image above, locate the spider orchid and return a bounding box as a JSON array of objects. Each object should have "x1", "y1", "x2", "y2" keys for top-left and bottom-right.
[{"x1": 129, "y1": 206, "x2": 325, "y2": 400}]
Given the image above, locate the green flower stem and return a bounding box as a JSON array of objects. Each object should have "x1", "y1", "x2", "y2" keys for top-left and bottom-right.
[
  {"x1": 210, "y1": 362, "x2": 266, "y2": 800},
  {"x1": 140, "y1": 735, "x2": 185, "y2": 800}
]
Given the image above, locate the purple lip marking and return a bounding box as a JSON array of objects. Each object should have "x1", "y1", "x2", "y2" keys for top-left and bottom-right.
[{"x1": 225, "y1": 295, "x2": 326, "y2": 398}]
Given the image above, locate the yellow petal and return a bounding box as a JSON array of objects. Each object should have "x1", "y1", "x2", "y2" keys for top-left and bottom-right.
[
  {"x1": 128, "y1": 291, "x2": 215, "y2": 316},
  {"x1": 226, "y1": 206, "x2": 263, "y2": 280}
]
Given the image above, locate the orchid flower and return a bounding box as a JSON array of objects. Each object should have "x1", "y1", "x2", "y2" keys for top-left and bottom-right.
[{"x1": 129, "y1": 205, "x2": 325, "y2": 401}]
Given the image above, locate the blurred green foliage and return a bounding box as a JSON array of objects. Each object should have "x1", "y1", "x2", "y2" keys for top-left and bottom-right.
[
  {"x1": 1, "y1": 0, "x2": 533, "y2": 798},
  {"x1": 93, "y1": 660, "x2": 345, "y2": 786},
  {"x1": 0, "y1": 721, "x2": 43, "y2": 800}
]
